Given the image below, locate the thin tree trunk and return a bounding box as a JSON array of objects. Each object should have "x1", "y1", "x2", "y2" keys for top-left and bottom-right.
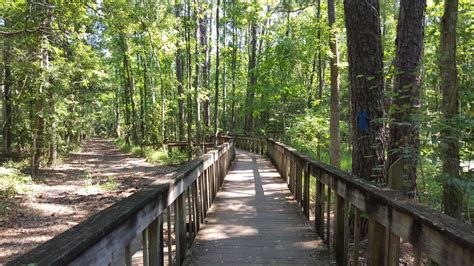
[
  {"x1": 186, "y1": 0, "x2": 193, "y2": 159},
  {"x1": 230, "y1": 0, "x2": 237, "y2": 132},
  {"x1": 213, "y1": 0, "x2": 220, "y2": 146},
  {"x1": 204, "y1": 6, "x2": 212, "y2": 129},
  {"x1": 120, "y1": 33, "x2": 132, "y2": 145},
  {"x1": 32, "y1": 2, "x2": 52, "y2": 177},
  {"x1": 317, "y1": 0, "x2": 324, "y2": 100},
  {"x1": 387, "y1": 0, "x2": 426, "y2": 198},
  {"x1": 328, "y1": 0, "x2": 340, "y2": 168},
  {"x1": 2, "y1": 20, "x2": 13, "y2": 152},
  {"x1": 195, "y1": 2, "x2": 203, "y2": 154},
  {"x1": 176, "y1": 2, "x2": 185, "y2": 142},
  {"x1": 440, "y1": 0, "x2": 462, "y2": 219},
  {"x1": 221, "y1": 0, "x2": 227, "y2": 132},
  {"x1": 245, "y1": 20, "x2": 257, "y2": 134}
]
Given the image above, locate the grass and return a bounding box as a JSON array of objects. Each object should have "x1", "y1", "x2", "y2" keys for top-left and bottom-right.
[
  {"x1": 0, "y1": 166, "x2": 32, "y2": 221},
  {"x1": 0, "y1": 166, "x2": 31, "y2": 199},
  {"x1": 114, "y1": 139, "x2": 188, "y2": 166},
  {"x1": 99, "y1": 176, "x2": 119, "y2": 191}
]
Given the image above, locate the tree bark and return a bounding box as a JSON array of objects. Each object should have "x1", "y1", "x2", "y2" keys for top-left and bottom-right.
[
  {"x1": 230, "y1": 1, "x2": 237, "y2": 132},
  {"x1": 439, "y1": 0, "x2": 462, "y2": 219},
  {"x1": 387, "y1": 0, "x2": 426, "y2": 198},
  {"x1": 32, "y1": 1, "x2": 52, "y2": 177},
  {"x1": 245, "y1": 20, "x2": 257, "y2": 134},
  {"x1": 120, "y1": 33, "x2": 132, "y2": 145},
  {"x1": 2, "y1": 23, "x2": 13, "y2": 152},
  {"x1": 175, "y1": 2, "x2": 185, "y2": 142},
  {"x1": 194, "y1": 2, "x2": 203, "y2": 155},
  {"x1": 328, "y1": 0, "x2": 340, "y2": 168},
  {"x1": 344, "y1": 2, "x2": 386, "y2": 263},
  {"x1": 213, "y1": 0, "x2": 220, "y2": 146},
  {"x1": 344, "y1": 0, "x2": 386, "y2": 183}
]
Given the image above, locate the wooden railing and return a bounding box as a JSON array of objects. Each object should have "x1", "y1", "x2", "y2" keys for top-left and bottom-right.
[
  {"x1": 9, "y1": 140, "x2": 235, "y2": 266},
  {"x1": 236, "y1": 136, "x2": 473, "y2": 266}
]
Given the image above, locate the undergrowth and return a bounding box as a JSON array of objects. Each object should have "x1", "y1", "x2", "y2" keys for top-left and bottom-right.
[{"x1": 114, "y1": 139, "x2": 187, "y2": 166}]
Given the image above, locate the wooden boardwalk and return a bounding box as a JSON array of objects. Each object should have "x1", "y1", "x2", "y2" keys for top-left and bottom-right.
[{"x1": 184, "y1": 149, "x2": 331, "y2": 265}]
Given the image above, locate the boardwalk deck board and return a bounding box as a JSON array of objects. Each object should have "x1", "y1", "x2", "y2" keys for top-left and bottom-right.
[{"x1": 184, "y1": 150, "x2": 332, "y2": 265}]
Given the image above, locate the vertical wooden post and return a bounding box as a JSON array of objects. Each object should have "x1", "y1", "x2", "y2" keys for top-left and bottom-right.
[
  {"x1": 334, "y1": 195, "x2": 348, "y2": 265},
  {"x1": 142, "y1": 230, "x2": 149, "y2": 266},
  {"x1": 147, "y1": 216, "x2": 164, "y2": 266},
  {"x1": 315, "y1": 178, "x2": 324, "y2": 237},
  {"x1": 187, "y1": 188, "x2": 193, "y2": 238},
  {"x1": 387, "y1": 158, "x2": 403, "y2": 265},
  {"x1": 353, "y1": 208, "x2": 361, "y2": 266},
  {"x1": 166, "y1": 206, "x2": 172, "y2": 265},
  {"x1": 125, "y1": 244, "x2": 132, "y2": 266},
  {"x1": 368, "y1": 219, "x2": 386, "y2": 266},
  {"x1": 174, "y1": 194, "x2": 186, "y2": 264},
  {"x1": 296, "y1": 163, "x2": 302, "y2": 205},
  {"x1": 303, "y1": 163, "x2": 310, "y2": 219},
  {"x1": 193, "y1": 180, "x2": 200, "y2": 233},
  {"x1": 326, "y1": 188, "x2": 331, "y2": 247}
]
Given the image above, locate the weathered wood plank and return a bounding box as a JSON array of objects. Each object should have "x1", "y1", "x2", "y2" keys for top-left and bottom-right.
[{"x1": 184, "y1": 150, "x2": 330, "y2": 265}]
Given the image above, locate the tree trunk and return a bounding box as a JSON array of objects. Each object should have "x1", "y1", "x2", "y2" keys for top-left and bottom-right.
[
  {"x1": 439, "y1": 0, "x2": 462, "y2": 219},
  {"x1": 47, "y1": 89, "x2": 57, "y2": 166},
  {"x1": 344, "y1": 0, "x2": 386, "y2": 183},
  {"x1": 317, "y1": 0, "x2": 324, "y2": 100},
  {"x1": 203, "y1": 6, "x2": 212, "y2": 129},
  {"x1": 32, "y1": 2, "x2": 52, "y2": 177},
  {"x1": 230, "y1": 1, "x2": 237, "y2": 132},
  {"x1": 387, "y1": 0, "x2": 426, "y2": 198},
  {"x1": 120, "y1": 33, "x2": 132, "y2": 145},
  {"x1": 213, "y1": 0, "x2": 220, "y2": 146},
  {"x1": 344, "y1": 1, "x2": 386, "y2": 263},
  {"x1": 193, "y1": 3, "x2": 203, "y2": 154},
  {"x1": 186, "y1": 0, "x2": 193, "y2": 159},
  {"x1": 245, "y1": 20, "x2": 257, "y2": 134},
  {"x1": 114, "y1": 85, "x2": 121, "y2": 138},
  {"x1": 176, "y1": 3, "x2": 185, "y2": 142},
  {"x1": 328, "y1": 0, "x2": 340, "y2": 168},
  {"x1": 221, "y1": 0, "x2": 227, "y2": 132},
  {"x1": 2, "y1": 20, "x2": 13, "y2": 152}
]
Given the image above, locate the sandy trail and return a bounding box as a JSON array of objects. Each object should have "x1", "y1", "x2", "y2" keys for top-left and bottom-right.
[{"x1": 0, "y1": 138, "x2": 175, "y2": 263}]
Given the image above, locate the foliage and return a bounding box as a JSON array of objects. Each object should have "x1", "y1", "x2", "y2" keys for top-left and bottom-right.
[{"x1": 0, "y1": 167, "x2": 31, "y2": 199}]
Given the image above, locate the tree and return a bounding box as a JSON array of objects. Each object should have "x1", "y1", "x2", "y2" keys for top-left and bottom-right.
[
  {"x1": 344, "y1": 0, "x2": 385, "y2": 182},
  {"x1": 344, "y1": 1, "x2": 386, "y2": 264},
  {"x1": 175, "y1": 2, "x2": 185, "y2": 142},
  {"x1": 328, "y1": 0, "x2": 340, "y2": 168},
  {"x1": 245, "y1": 18, "x2": 257, "y2": 134},
  {"x1": 439, "y1": 0, "x2": 462, "y2": 219},
  {"x1": 387, "y1": 0, "x2": 426, "y2": 198},
  {"x1": 213, "y1": 0, "x2": 220, "y2": 145}
]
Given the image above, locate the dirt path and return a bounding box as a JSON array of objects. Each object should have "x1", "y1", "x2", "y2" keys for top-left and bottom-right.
[{"x1": 0, "y1": 138, "x2": 176, "y2": 264}]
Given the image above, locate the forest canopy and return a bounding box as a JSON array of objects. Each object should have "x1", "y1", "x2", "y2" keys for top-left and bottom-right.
[{"x1": 0, "y1": 0, "x2": 472, "y2": 222}]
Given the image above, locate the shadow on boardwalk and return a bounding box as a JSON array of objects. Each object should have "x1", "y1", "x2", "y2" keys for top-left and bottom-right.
[{"x1": 184, "y1": 149, "x2": 332, "y2": 265}]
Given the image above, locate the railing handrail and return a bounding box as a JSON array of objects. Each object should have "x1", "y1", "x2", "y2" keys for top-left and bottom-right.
[
  {"x1": 9, "y1": 140, "x2": 234, "y2": 266},
  {"x1": 264, "y1": 137, "x2": 473, "y2": 265}
]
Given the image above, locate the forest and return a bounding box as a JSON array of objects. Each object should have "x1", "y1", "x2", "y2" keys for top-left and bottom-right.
[{"x1": 0, "y1": 0, "x2": 472, "y2": 262}]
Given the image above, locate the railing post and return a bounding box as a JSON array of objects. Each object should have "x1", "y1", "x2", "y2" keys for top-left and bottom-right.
[
  {"x1": 174, "y1": 193, "x2": 186, "y2": 265},
  {"x1": 147, "y1": 215, "x2": 164, "y2": 266},
  {"x1": 303, "y1": 163, "x2": 310, "y2": 219},
  {"x1": 368, "y1": 219, "x2": 386, "y2": 266},
  {"x1": 334, "y1": 195, "x2": 348, "y2": 266},
  {"x1": 315, "y1": 175, "x2": 324, "y2": 237},
  {"x1": 353, "y1": 208, "x2": 361, "y2": 266}
]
